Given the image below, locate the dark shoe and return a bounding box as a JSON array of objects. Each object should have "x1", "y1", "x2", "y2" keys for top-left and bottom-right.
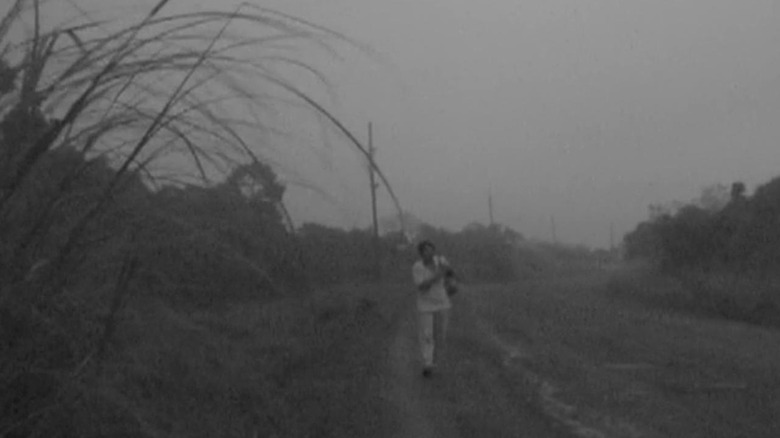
[{"x1": 422, "y1": 367, "x2": 433, "y2": 378}]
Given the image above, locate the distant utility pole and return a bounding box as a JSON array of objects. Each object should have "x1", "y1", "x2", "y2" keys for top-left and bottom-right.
[
  {"x1": 488, "y1": 186, "x2": 495, "y2": 227},
  {"x1": 367, "y1": 122, "x2": 380, "y2": 278},
  {"x1": 550, "y1": 215, "x2": 557, "y2": 244}
]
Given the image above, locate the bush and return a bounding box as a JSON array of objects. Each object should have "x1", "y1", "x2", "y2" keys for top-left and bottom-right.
[{"x1": 622, "y1": 179, "x2": 780, "y2": 272}]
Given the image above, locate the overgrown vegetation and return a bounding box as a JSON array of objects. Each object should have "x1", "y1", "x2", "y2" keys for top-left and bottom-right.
[
  {"x1": 410, "y1": 222, "x2": 598, "y2": 282},
  {"x1": 622, "y1": 179, "x2": 780, "y2": 325},
  {"x1": 0, "y1": 1, "x2": 610, "y2": 436},
  {"x1": 0, "y1": 1, "x2": 399, "y2": 436}
]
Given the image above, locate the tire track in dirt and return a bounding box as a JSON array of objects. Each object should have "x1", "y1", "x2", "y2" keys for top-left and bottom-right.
[
  {"x1": 381, "y1": 285, "x2": 646, "y2": 438},
  {"x1": 473, "y1": 316, "x2": 607, "y2": 437},
  {"x1": 467, "y1": 283, "x2": 662, "y2": 438},
  {"x1": 384, "y1": 306, "x2": 438, "y2": 438}
]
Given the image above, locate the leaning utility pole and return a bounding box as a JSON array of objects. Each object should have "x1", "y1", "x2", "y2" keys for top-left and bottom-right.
[{"x1": 367, "y1": 122, "x2": 380, "y2": 278}]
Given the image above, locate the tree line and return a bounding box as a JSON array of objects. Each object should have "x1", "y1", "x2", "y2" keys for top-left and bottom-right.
[{"x1": 623, "y1": 179, "x2": 780, "y2": 273}]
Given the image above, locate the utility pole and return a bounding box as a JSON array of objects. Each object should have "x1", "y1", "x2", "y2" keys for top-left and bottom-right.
[
  {"x1": 550, "y1": 215, "x2": 557, "y2": 244},
  {"x1": 367, "y1": 122, "x2": 380, "y2": 278}
]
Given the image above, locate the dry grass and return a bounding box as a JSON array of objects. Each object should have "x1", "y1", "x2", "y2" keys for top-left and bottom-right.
[
  {"x1": 606, "y1": 263, "x2": 780, "y2": 327},
  {"x1": 465, "y1": 273, "x2": 780, "y2": 437},
  {"x1": 30, "y1": 283, "x2": 402, "y2": 438},
  {"x1": 0, "y1": 0, "x2": 354, "y2": 192},
  {"x1": 0, "y1": 2, "x2": 406, "y2": 436}
]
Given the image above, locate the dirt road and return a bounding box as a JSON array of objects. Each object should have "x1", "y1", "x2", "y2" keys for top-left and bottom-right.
[{"x1": 379, "y1": 270, "x2": 780, "y2": 437}]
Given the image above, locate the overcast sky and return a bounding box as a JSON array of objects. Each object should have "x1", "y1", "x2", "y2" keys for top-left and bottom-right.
[{"x1": 40, "y1": 1, "x2": 780, "y2": 247}]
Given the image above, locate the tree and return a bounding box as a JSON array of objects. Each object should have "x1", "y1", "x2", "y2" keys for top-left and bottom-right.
[
  {"x1": 225, "y1": 161, "x2": 293, "y2": 231},
  {"x1": 730, "y1": 181, "x2": 746, "y2": 201},
  {"x1": 697, "y1": 183, "x2": 730, "y2": 213},
  {"x1": 0, "y1": 3, "x2": 367, "y2": 434}
]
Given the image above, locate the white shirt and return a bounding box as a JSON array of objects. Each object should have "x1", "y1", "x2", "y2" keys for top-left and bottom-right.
[{"x1": 412, "y1": 255, "x2": 452, "y2": 312}]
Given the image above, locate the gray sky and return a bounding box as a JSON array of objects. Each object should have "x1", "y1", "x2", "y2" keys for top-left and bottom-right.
[
  {"x1": 272, "y1": 0, "x2": 780, "y2": 248},
  {"x1": 40, "y1": 1, "x2": 780, "y2": 247}
]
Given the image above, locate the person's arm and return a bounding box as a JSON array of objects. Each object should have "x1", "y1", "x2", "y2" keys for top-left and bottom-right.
[
  {"x1": 420, "y1": 270, "x2": 445, "y2": 291},
  {"x1": 414, "y1": 263, "x2": 445, "y2": 292},
  {"x1": 438, "y1": 256, "x2": 457, "y2": 280}
]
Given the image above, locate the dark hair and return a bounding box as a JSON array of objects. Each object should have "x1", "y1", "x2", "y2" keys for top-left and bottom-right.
[{"x1": 417, "y1": 240, "x2": 435, "y2": 255}]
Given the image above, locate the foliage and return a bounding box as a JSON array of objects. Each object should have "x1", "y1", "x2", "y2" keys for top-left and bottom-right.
[
  {"x1": 0, "y1": 2, "x2": 614, "y2": 435},
  {"x1": 297, "y1": 223, "x2": 380, "y2": 284},
  {"x1": 0, "y1": 1, "x2": 366, "y2": 436},
  {"x1": 414, "y1": 222, "x2": 521, "y2": 281},
  {"x1": 405, "y1": 221, "x2": 601, "y2": 282},
  {"x1": 621, "y1": 179, "x2": 780, "y2": 326},
  {"x1": 622, "y1": 178, "x2": 780, "y2": 272},
  {"x1": 292, "y1": 218, "x2": 607, "y2": 287}
]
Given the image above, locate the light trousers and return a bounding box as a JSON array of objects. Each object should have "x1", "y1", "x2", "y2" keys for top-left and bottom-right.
[{"x1": 418, "y1": 309, "x2": 450, "y2": 368}]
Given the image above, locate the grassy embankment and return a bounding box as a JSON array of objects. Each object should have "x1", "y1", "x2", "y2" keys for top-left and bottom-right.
[
  {"x1": 3, "y1": 282, "x2": 408, "y2": 438},
  {"x1": 606, "y1": 262, "x2": 780, "y2": 327},
  {"x1": 463, "y1": 268, "x2": 780, "y2": 437}
]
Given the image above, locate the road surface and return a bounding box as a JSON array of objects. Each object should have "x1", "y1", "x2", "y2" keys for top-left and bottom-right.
[{"x1": 377, "y1": 270, "x2": 780, "y2": 437}]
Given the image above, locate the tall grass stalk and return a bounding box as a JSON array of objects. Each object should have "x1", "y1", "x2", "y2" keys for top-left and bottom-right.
[
  {"x1": 0, "y1": 0, "x2": 406, "y2": 281},
  {"x1": 0, "y1": 2, "x2": 407, "y2": 435}
]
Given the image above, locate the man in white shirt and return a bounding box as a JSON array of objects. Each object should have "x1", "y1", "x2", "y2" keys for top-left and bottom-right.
[{"x1": 412, "y1": 240, "x2": 455, "y2": 377}]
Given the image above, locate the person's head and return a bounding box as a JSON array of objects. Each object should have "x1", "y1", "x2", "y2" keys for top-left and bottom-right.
[{"x1": 417, "y1": 240, "x2": 436, "y2": 261}]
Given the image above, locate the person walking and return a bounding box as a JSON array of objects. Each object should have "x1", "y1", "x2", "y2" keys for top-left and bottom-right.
[{"x1": 412, "y1": 240, "x2": 457, "y2": 378}]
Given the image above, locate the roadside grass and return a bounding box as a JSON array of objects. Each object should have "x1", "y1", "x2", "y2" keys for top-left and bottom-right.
[
  {"x1": 465, "y1": 272, "x2": 780, "y2": 438},
  {"x1": 605, "y1": 263, "x2": 780, "y2": 327},
  {"x1": 7, "y1": 283, "x2": 403, "y2": 438}
]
